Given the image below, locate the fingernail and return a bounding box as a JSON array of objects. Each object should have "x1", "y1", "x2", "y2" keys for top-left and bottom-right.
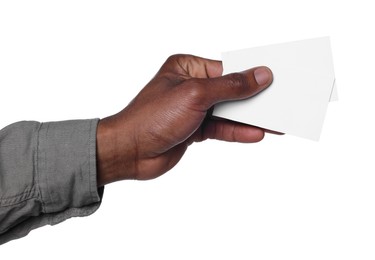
[{"x1": 254, "y1": 67, "x2": 272, "y2": 86}]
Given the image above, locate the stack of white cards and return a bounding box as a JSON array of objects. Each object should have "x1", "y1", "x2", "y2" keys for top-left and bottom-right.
[{"x1": 213, "y1": 37, "x2": 337, "y2": 141}]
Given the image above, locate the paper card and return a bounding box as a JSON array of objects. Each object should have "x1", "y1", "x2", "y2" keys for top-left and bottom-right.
[
  {"x1": 213, "y1": 37, "x2": 336, "y2": 141},
  {"x1": 330, "y1": 81, "x2": 338, "y2": 101}
]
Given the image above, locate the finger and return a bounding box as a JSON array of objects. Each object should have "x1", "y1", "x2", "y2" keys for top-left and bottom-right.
[
  {"x1": 160, "y1": 54, "x2": 223, "y2": 78},
  {"x1": 202, "y1": 119, "x2": 265, "y2": 143},
  {"x1": 188, "y1": 66, "x2": 273, "y2": 108},
  {"x1": 209, "y1": 116, "x2": 284, "y2": 135}
]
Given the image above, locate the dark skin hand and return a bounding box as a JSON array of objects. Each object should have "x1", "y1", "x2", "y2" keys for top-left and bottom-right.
[{"x1": 96, "y1": 54, "x2": 273, "y2": 186}]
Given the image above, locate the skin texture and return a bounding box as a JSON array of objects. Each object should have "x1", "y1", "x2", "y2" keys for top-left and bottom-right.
[{"x1": 96, "y1": 54, "x2": 273, "y2": 186}]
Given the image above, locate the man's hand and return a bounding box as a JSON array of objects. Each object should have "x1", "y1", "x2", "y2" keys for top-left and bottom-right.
[{"x1": 96, "y1": 54, "x2": 273, "y2": 186}]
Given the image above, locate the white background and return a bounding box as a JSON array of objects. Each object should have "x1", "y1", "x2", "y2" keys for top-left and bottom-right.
[{"x1": 1, "y1": 0, "x2": 374, "y2": 259}]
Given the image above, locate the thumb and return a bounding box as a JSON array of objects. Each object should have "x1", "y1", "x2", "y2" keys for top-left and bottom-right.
[{"x1": 200, "y1": 66, "x2": 273, "y2": 107}]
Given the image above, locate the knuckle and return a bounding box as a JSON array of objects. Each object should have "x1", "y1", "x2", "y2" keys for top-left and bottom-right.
[
  {"x1": 166, "y1": 54, "x2": 189, "y2": 64},
  {"x1": 227, "y1": 73, "x2": 249, "y2": 88},
  {"x1": 166, "y1": 54, "x2": 180, "y2": 62}
]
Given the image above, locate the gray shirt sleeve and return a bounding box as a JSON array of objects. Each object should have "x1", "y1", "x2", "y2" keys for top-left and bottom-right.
[{"x1": 0, "y1": 119, "x2": 104, "y2": 245}]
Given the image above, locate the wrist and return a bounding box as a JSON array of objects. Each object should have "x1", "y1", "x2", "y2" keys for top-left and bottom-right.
[{"x1": 96, "y1": 115, "x2": 136, "y2": 186}]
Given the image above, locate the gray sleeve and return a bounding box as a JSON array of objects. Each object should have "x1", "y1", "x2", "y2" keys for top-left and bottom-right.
[{"x1": 0, "y1": 119, "x2": 104, "y2": 245}]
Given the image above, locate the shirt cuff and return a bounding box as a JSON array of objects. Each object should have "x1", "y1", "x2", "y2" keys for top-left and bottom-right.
[
  {"x1": 37, "y1": 119, "x2": 102, "y2": 214},
  {"x1": 0, "y1": 119, "x2": 104, "y2": 245}
]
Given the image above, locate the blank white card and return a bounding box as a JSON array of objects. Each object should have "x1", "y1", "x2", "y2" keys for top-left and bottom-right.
[{"x1": 213, "y1": 37, "x2": 336, "y2": 141}]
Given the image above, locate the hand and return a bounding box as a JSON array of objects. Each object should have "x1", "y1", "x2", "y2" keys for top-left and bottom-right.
[{"x1": 96, "y1": 54, "x2": 273, "y2": 186}]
